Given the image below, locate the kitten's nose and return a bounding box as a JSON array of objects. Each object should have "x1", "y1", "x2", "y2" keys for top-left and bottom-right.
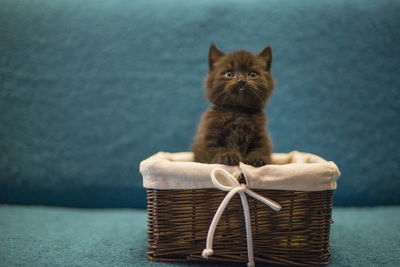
[{"x1": 237, "y1": 80, "x2": 246, "y2": 88}]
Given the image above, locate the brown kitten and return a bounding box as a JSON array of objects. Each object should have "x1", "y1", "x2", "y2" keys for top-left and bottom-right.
[{"x1": 192, "y1": 44, "x2": 274, "y2": 167}]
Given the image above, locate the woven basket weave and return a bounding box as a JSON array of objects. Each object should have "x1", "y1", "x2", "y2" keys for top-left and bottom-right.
[
  {"x1": 147, "y1": 187, "x2": 333, "y2": 266},
  {"x1": 141, "y1": 151, "x2": 339, "y2": 266}
]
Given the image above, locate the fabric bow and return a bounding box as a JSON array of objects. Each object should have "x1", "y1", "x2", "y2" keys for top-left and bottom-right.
[{"x1": 202, "y1": 168, "x2": 281, "y2": 267}]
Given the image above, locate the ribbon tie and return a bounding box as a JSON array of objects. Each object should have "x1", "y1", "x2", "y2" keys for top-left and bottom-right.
[{"x1": 202, "y1": 168, "x2": 281, "y2": 267}]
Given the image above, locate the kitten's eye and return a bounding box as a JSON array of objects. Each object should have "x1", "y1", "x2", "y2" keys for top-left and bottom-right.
[
  {"x1": 224, "y1": 71, "x2": 234, "y2": 78},
  {"x1": 248, "y1": 71, "x2": 258, "y2": 78}
]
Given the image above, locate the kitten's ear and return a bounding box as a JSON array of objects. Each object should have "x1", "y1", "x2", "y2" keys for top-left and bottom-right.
[
  {"x1": 208, "y1": 44, "x2": 225, "y2": 70},
  {"x1": 258, "y1": 45, "x2": 272, "y2": 71}
]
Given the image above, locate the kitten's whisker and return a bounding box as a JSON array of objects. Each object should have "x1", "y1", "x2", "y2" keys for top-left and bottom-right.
[
  {"x1": 247, "y1": 87, "x2": 264, "y2": 105},
  {"x1": 214, "y1": 90, "x2": 227, "y2": 105},
  {"x1": 221, "y1": 92, "x2": 229, "y2": 107}
]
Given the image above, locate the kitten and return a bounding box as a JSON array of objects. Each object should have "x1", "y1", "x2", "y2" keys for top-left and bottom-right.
[{"x1": 192, "y1": 44, "x2": 274, "y2": 167}]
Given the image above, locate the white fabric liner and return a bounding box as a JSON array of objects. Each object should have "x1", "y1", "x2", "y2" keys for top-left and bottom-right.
[{"x1": 140, "y1": 151, "x2": 340, "y2": 191}]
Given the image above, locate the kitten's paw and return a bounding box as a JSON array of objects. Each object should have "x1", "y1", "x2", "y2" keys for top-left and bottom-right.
[
  {"x1": 244, "y1": 151, "x2": 271, "y2": 167},
  {"x1": 212, "y1": 151, "x2": 242, "y2": 166}
]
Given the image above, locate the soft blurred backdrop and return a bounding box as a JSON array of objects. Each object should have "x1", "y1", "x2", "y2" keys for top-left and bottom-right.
[{"x1": 1, "y1": 0, "x2": 399, "y2": 208}]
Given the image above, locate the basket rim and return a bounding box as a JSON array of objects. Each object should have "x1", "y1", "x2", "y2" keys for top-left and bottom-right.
[{"x1": 140, "y1": 151, "x2": 340, "y2": 191}]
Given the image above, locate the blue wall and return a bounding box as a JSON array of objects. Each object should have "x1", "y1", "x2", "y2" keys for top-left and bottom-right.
[{"x1": 1, "y1": 0, "x2": 399, "y2": 208}]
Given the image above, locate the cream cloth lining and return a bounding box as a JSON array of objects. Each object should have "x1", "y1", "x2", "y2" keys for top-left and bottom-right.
[{"x1": 140, "y1": 151, "x2": 340, "y2": 191}]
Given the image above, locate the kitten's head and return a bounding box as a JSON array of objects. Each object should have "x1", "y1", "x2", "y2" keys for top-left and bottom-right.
[{"x1": 205, "y1": 44, "x2": 274, "y2": 110}]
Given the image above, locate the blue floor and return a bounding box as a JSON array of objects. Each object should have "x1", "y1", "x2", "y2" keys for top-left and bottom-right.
[{"x1": 1, "y1": 205, "x2": 399, "y2": 267}]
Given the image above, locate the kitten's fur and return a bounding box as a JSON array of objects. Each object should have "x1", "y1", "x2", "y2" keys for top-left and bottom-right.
[{"x1": 192, "y1": 44, "x2": 274, "y2": 166}]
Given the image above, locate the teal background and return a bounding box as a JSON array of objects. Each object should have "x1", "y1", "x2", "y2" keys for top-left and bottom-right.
[{"x1": 1, "y1": 0, "x2": 399, "y2": 208}]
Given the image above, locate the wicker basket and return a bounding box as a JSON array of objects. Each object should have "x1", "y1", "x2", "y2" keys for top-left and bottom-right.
[{"x1": 141, "y1": 151, "x2": 340, "y2": 266}]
